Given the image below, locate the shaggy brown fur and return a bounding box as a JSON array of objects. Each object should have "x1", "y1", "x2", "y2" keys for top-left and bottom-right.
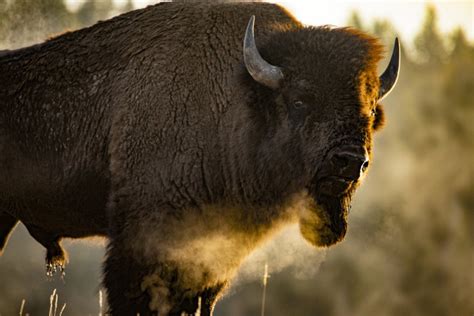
[{"x1": 0, "y1": 3, "x2": 393, "y2": 315}]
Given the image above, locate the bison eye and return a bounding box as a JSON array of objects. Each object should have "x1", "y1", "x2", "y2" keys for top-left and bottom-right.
[
  {"x1": 287, "y1": 99, "x2": 310, "y2": 124},
  {"x1": 371, "y1": 108, "x2": 377, "y2": 117},
  {"x1": 293, "y1": 100, "x2": 306, "y2": 110}
]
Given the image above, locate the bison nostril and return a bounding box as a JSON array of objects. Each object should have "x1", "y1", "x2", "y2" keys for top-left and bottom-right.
[
  {"x1": 361, "y1": 159, "x2": 369, "y2": 172},
  {"x1": 331, "y1": 151, "x2": 368, "y2": 180}
]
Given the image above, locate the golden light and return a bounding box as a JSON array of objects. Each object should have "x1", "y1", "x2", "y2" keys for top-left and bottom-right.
[
  {"x1": 277, "y1": 0, "x2": 473, "y2": 41},
  {"x1": 111, "y1": 0, "x2": 474, "y2": 42}
]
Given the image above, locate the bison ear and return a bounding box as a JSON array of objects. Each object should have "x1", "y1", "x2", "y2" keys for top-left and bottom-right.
[
  {"x1": 378, "y1": 38, "x2": 400, "y2": 101},
  {"x1": 243, "y1": 15, "x2": 284, "y2": 89}
]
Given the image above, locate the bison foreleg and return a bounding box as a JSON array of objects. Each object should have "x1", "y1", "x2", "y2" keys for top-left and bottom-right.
[
  {"x1": 25, "y1": 225, "x2": 66, "y2": 277},
  {"x1": 104, "y1": 236, "x2": 225, "y2": 316},
  {"x1": 168, "y1": 284, "x2": 227, "y2": 316},
  {"x1": 0, "y1": 211, "x2": 18, "y2": 255},
  {"x1": 103, "y1": 238, "x2": 162, "y2": 315},
  {"x1": 195, "y1": 283, "x2": 228, "y2": 316},
  {"x1": 104, "y1": 243, "x2": 193, "y2": 316}
]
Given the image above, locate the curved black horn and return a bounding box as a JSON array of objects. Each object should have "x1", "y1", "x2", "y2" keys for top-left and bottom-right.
[
  {"x1": 243, "y1": 16, "x2": 283, "y2": 89},
  {"x1": 378, "y1": 38, "x2": 400, "y2": 100}
]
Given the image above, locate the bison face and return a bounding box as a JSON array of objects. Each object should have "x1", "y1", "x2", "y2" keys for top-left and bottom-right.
[{"x1": 243, "y1": 16, "x2": 399, "y2": 246}]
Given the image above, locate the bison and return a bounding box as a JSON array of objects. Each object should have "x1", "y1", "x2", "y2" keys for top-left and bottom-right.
[{"x1": 0, "y1": 2, "x2": 400, "y2": 315}]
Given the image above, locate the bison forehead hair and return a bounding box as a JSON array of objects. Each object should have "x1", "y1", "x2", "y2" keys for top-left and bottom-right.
[
  {"x1": 265, "y1": 26, "x2": 384, "y2": 83},
  {"x1": 257, "y1": 26, "x2": 385, "y2": 130}
]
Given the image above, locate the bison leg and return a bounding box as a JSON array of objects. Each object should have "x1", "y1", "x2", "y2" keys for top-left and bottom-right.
[
  {"x1": 104, "y1": 237, "x2": 226, "y2": 316},
  {"x1": 104, "y1": 243, "x2": 194, "y2": 315},
  {"x1": 195, "y1": 283, "x2": 227, "y2": 316},
  {"x1": 25, "y1": 225, "x2": 66, "y2": 276},
  {"x1": 103, "y1": 238, "x2": 162, "y2": 315},
  {"x1": 168, "y1": 284, "x2": 226, "y2": 316},
  {"x1": 0, "y1": 212, "x2": 18, "y2": 255}
]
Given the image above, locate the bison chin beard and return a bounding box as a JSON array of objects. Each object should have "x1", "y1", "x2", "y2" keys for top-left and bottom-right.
[{"x1": 298, "y1": 191, "x2": 353, "y2": 247}]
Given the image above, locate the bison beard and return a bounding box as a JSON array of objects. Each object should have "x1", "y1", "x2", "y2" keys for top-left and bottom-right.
[{"x1": 300, "y1": 180, "x2": 354, "y2": 247}]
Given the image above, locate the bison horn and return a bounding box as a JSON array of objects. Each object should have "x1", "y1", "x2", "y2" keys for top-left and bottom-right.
[
  {"x1": 378, "y1": 38, "x2": 400, "y2": 101},
  {"x1": 243, "y1": 16, "x2": 284, "y2": 89}
]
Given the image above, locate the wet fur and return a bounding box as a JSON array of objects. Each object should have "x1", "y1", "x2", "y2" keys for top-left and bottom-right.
[{"x1": 0, "y1": 3, "x2": 385, "y2": 315}]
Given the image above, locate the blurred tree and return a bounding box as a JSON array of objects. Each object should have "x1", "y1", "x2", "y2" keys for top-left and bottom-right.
[
  {"x1": 414, "y1": 5, "x2": 447, "y2": 65},
  {"x1": 442, "y1": 28, "x2": 474, "y2": 142},
  {"x1": 371, "y1": 19, "x2": 396, "y2": 43},
  {"x1": 123, "y1": 0, "x2": 135, "y2": 12},
  {"x1": 0, "y1": 0, "x2": 72, "y2": 48},
  {"x1": 450, "y1": 27, "x2": 472, "y2": 58},
  {"x1": 77, "y1": 0, "x2": 115, "y2": 26},
  {"x1": 0, "y1": 0, "x2": 121, "y2": 49},
  {"x1": 347, "y1": 11, "x2": 364, "y2": 31}
]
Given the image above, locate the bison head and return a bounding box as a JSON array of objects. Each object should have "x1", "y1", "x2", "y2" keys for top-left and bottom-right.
[{"x1": 242, "y1": 16, "x2": 399, "y2": 247}]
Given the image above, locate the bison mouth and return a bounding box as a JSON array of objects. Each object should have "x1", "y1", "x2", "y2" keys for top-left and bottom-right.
[
  {"x1": 299, "y1": 176, "x2": 356, "y2": 247},
  {"x1": 317, "y1": 175, "x2": 355, "y2": 196},
  {"x1": 298, "y1": 143, "x2": 368, "y2": 247}
]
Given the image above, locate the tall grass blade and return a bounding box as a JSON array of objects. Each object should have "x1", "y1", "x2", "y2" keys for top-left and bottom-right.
[
  {"x1": 260, "y1": 263, "x2": 270, "y2": 316},
  {"x1": 19, "y1": 299, "x2": 26, "y2": 316}
]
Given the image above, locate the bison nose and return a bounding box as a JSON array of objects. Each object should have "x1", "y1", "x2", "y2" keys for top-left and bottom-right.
[{"x1": 332, "y1": 150, "x2": 369, "y2": 180}]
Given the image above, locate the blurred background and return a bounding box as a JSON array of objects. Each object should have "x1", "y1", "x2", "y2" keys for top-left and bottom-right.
[{"x1": 0, "y1": 1, "x2": 473, "y2": 315}]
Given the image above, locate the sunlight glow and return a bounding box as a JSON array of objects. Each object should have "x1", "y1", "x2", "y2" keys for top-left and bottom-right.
[
  {"x1": 64, "y1": 0, "x2": 473, "y2": 41},
  {"x1": 126, "y1": 0, "x2": 474, "y2": 41},
  {"x1": 65, "y1": 0, "x2": 86, "y2": 11},
  {"x1": 113, "y1": 0, "x2": 128, "y2": 7},
  {"x1": 277, "y1": 0, "x2": 473, "y2": 42}
]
